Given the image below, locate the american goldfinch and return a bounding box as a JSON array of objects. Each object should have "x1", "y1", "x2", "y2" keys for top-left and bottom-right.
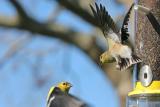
[
  {"x1": 46, "y1": 82, "x2": 89, "y2": 107},
  {"x1": 90, "y1": 3, "x2": 142, "y2": 71}
]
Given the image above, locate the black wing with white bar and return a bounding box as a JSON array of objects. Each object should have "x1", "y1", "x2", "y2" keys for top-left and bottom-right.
[{"x1": 121, "y1": 3, "x2": 134, "y2": 44}]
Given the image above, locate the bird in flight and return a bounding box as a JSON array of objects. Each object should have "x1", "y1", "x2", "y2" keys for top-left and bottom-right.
[
  {"x1": 46, "y1": 81, "x2": 90, "y2": 107},
  {"x1": 90, "y1": 3, "x2": 142, "y2": 71}
]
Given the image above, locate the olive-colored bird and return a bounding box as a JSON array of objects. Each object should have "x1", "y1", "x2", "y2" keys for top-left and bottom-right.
[
  {"x1": 46, "y1": 82, "x2": 89, "y2": 107},
  {"x1": 90, "y1": 3, "x2": 142, "y2": 71}
]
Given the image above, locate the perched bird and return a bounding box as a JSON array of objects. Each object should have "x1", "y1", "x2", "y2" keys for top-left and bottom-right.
[
  {"x1": 90, "y1": 3, "x2": 142, "y2": 71},
  {"x1": 46, "y1": 81, "x2": 89, "y2": 107}
]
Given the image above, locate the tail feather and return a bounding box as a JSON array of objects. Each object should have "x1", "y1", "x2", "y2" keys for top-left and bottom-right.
[
  {"x1": 132, "y1": 55, "x2": 142, "y2": 64},
  {"x1": 119, "y1": 55, "x2": 142, "y2": 71}
]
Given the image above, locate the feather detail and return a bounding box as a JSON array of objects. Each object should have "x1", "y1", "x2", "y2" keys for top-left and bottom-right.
[
  {"x1": 90, "y1": 3, "x2": 119, "y2": 37},
  {"x1": 121, "y1": 3, "x2": 134, "y2": 43},
  {"x1": 118, "y1": 55, "x2": 142, "y2": 71}
]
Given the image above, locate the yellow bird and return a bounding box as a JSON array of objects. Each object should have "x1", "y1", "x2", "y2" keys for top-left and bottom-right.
[
  {"x1": 46, "y1": 82, "x2": 89, "y2": 107},
  {"x1": 100, "y1": 51, "x2": 115, "y2": 63},
  {"x1": 90, "y1": 3, "x2": 142, "y2": 71}
]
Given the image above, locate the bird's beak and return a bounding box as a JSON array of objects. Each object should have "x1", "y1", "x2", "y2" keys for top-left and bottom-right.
[{"x1": 69, "y1": 83, "x2": 72, "y2": 88}]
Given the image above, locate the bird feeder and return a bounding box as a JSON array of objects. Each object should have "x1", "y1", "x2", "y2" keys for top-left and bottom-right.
[
  {"x1": 126, "y1": 81, "x2": 160, "y2": 107},
  {"x1": 126, "y1": 1, "x2": 160, "y2": 106},
  {"x1": 126, "y1": 65, "x2": 160, "y2": 107}
]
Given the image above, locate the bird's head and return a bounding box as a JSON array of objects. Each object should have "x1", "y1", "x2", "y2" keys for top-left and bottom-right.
[
  {"x1": 47, "y1": 81, "x2": 72, "y2": 101},
  {"x1": 100, "y1": 52, "x2": 115, "y2": 64},
  {"x1": 57, "y1": 81, "x2": 72, "y2": 93}
]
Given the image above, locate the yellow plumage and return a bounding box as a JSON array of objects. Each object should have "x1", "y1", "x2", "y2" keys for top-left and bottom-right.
[
  {"x1": 57, "y1": 82, "x2": 72, "y2": 93},
  {"x1": 47, "y1": 82, "x2": 72, "y2": 101}
]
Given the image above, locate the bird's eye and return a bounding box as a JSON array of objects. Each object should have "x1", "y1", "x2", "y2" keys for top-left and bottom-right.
[{"x1": 63, "y1": 83, "x2": 66, "y2": 85}]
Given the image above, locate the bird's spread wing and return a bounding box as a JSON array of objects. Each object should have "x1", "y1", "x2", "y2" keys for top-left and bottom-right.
[
  {"x1": 90, "y1": 3, "x2": 120, "y2": 40},
  {"x1": 50, "y1": 94, "x2": 90, "y2": 107},
  {"x1": 47, "y1": 87, "x2": 90, "y2": 107},
  {"x1": 121, "y1": 3, "x2": 134, "y2": 44}
]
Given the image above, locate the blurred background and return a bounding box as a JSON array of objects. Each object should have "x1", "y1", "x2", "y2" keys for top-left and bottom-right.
[{"x1": 0, "y1": 0, "x2": 133, "y2": 107}]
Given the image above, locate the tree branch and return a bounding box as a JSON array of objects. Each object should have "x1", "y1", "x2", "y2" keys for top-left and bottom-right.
[
  {"x1": 9, "y1": 0, "x2": 29, "y2": 18},
  {"x1": 2, "y1": 0, "x2": 103, "y2": 64},
  {"x1": 1, "y1": 1, "x2": 132, "y2": 106},
  {"x1": 56, "y1": 0, "x2": 99, "y2": 27}
]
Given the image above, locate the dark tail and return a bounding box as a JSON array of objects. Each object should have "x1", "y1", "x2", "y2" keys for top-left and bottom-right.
[{"x1": 118, "y1": 55, "x2": 142, "y2": 71}]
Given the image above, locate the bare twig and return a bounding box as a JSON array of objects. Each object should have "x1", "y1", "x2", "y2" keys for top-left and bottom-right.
[
  {"x1": 56, "y1": 0, "x2": 99, "y2": 27},
  {"x1": 0, "y1": 35, "x2": 32, "y2": 69}
]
